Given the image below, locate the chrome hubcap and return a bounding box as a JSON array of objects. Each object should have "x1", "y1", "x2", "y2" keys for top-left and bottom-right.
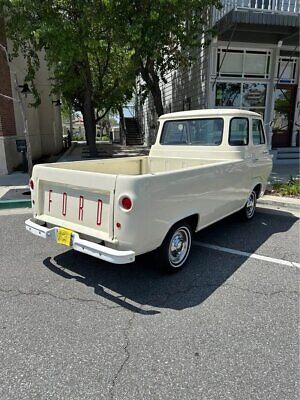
[
  {"x1": 246, "y1": 192, "x2": 255, "y2": 218},
  {"x1": 169, "y1": 227, "x2": 191, "y2": 267}
]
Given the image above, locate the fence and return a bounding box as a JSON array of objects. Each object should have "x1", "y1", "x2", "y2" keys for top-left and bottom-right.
[{"x1": 212, "y1": 0, "x2": 299, "y2": 24}]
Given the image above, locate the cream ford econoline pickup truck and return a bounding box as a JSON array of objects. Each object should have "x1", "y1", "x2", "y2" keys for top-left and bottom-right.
[{"x1": 25, "y1": 109, "x2": 272, "y2": 271}]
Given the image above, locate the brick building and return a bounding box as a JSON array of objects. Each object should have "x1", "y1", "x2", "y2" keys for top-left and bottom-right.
[{"x1": 0, "y1": 24, "x2": 63, "y2": 175}]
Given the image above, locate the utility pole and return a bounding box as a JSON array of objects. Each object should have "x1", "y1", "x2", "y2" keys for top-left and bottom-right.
[{"x1": 0, "y1": 43, "x2": 33, "y2": 175}]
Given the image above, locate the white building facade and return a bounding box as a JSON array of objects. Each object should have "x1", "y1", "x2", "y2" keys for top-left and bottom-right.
[
  {"x1": 0, "y1": 30, "x2": 63, "y2": 175},
  {"x1": 138, "y1": 1, "x2": 300, "y2": 149}
]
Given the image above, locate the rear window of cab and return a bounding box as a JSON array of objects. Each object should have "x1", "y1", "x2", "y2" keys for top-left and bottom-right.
[{"x1": 160, "y1": 118, "x2": 224, "y2": 146}]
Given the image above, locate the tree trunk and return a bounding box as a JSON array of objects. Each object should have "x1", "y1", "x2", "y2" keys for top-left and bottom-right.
[
  {"x1": 69, "y1": 107, "x2": 73, "y2": 136},
  {"x1": 118, "y1": 106, "x2": 127, "y2": 146},
  {"x1": 151, "y1": 84, "x2": 164, "y2": 117},
  {"x1": 140, "y1": 59, "x2": 164, "y2": 117},
  {"x1": 82, "y1": 93, "x2": 97, "y2": 156},
  {"x1": 82, "y1": 59, "x2": 97, "y2": 156}
]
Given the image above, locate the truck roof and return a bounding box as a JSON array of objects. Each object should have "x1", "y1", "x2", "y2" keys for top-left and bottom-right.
[{"x1": 159, "y1": 108, "x2": 261, "y2": 120}]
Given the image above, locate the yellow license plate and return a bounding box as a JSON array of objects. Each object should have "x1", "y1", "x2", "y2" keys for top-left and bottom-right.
[{"x1": 56, "y1": 227, "x2": 73, "y2": 246}]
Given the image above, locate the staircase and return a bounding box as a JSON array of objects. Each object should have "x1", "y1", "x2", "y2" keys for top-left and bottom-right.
[
  {"x1": 273, "y1": 147, "x2": 300, "y2": 164},
  {"x1": 124, "y1": 118, "x2": 144, "y2": 145}
]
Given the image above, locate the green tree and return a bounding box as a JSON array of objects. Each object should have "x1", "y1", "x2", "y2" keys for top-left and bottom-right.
[
  {"x1": 1, "y1": 0, "x2": 135, "y2": 155},
  {"x1": 108, "y1": 0, "x2": 221, "y2": 117}
]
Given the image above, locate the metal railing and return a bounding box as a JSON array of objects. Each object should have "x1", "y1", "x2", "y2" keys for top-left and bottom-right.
[{"x1": 212, "y1": 0, "x2": 299, "y2": 24}]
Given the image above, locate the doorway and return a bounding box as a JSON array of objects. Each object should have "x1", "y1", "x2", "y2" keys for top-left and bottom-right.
[{"x1": 272, "y1": 84, "x2": 297, "y2": 148}]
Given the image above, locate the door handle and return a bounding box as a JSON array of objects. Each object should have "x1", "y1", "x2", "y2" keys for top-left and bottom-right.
[{"x1": 263, "y1": 150, "x2": 269, "y2": 154}]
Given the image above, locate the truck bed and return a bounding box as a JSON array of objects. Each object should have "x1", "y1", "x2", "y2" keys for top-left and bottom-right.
[
  {"x1": 31, "y1": 156, "x2": 232, "y2": 242},
  {"x1": 46, "y1": 156, "x2": 226, "y2": 175}
]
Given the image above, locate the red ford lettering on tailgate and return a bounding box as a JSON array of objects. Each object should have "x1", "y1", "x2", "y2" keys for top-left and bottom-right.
[
  {"x1": 62, "y1": 192, "x2": 67, "y2": 216},
  {"x1": 48, "y1": 190, "x2": 52, "y2": 212},
  {"x1": 96, "y1": 199, "x2": 103, "y2": 226},
  {"x1": 78, "y1": 196, "x2": 84, "y2": 221}
]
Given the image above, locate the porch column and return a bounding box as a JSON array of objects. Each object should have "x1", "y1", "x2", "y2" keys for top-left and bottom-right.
[
  {"x1": 265, "y1": 43, "x2": 280, "y2": 149},
  {"x1": 291, "y1": 85, "x2": 300, "y2": 146}
]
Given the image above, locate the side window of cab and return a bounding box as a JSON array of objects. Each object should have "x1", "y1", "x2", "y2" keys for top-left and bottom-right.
[
  {"x1": 252, "y1": 119, "x2": 266, "y2": 145},
  {"x1": 229, "y1": 118, "x2": 249, "y2": 146}
]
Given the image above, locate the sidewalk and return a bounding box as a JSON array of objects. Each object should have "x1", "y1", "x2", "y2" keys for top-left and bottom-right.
[
  {"x1": 0, "y1": 172, "x2": 30, "y2": 206},
  {"x1": 0, "y1": 171, "x2": 29, "y2": 188},
  {"x1": 58, "y1": 142, "x2": 149, "y2": 162},
  {"x1": 258, "y1": 195, "x2": 300, "y2": 210}
]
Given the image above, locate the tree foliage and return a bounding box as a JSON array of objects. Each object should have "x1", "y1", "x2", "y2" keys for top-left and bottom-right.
[
  {"x1": 1, "y1": 0, "x2": 136, "y2": 153},
  {"x1": 106, "y1": 0, "x2": 222, "y2": 116},
  {"x1": 1, "y1": 0, "x2": 222, "y2": 153}
]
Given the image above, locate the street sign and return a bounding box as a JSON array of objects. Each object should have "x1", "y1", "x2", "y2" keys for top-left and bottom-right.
[{"x1": 16, "y1": 139, "x2": 27, "y2": 153}]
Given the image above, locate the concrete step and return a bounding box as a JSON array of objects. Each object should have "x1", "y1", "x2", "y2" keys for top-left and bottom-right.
[
  {"x1": 274, "y1": 147, "x2": 300, "y2": 162},
  {"x1": 276, "y1": 147, "x2": 300, "y2": 153},
  {"x1": 273, "y1": 159, "x2": 300, "y2": 165},
  {"x1": 277, "y1": 153, "x2": 300, "y2": 160},
  {"x1": 126, "y1": 140, "x2": 144, "y2": 145},
  {"x1": 126, "y1": 133, "x2": 140, "y2": 137},
  {"x1": 126, "y1": 136, "x2": 143, "y2": 141},
  {"x1": 126, "y1": 130, "x2": 139, "y2": 133}
]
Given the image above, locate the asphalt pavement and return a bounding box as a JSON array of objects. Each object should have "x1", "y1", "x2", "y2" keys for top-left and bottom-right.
[{"x1": 0, "y1": 207, "x2": 299, "y2": 400}]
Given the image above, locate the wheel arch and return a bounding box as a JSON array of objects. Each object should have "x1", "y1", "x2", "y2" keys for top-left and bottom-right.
[
  {"x1": 158, "y1": 213, "x2": 199, "y2": 248},
  {"x1": 253, "y1": 183, "x2": 262, "y2": 199}
]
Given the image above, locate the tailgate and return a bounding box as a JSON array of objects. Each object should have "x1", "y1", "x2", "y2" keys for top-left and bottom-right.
[{"x1": 32, "y1": 165, "x2": 117, "y2": 241}]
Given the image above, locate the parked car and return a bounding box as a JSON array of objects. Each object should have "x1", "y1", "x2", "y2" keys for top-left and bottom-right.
[{"x1": 25, "y1": 109, "x2": 272, "y2": 271}]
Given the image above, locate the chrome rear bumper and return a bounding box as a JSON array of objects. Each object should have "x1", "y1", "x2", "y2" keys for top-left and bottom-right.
[{"x1": 25, "y1": 218, "x2": 135, "y2": 264}]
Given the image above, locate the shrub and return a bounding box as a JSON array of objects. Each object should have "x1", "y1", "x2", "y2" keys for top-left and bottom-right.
[{"x1": 273, "y1": 176, "x2": 300, "y2": 197}]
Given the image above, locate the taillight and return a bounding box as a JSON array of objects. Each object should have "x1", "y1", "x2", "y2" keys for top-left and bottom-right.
[
  {"x1": 120, "y1": 196, "x2": 133, "y2": 211},
  {"x1": 29, "y1": 179, "x2": 34, "y2": 190}
]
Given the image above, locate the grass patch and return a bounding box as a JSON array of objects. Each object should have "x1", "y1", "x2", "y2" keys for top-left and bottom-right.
[{"x1": 98, "y1": 135, "x2": 110, "y2": 141}]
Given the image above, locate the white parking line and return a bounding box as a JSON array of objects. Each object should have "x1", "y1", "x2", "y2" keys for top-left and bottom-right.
[{"x1": 194, "y1": 241, "x2": 300, "y2": 269}]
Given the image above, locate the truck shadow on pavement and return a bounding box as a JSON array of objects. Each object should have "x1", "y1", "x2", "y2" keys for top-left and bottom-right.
[{"x1": 43, "y1": 209, "x2": 298, "y2": 313}]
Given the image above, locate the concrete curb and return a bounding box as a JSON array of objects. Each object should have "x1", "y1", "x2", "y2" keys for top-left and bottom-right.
[
  {"x1": 0, "y1": 199, "x2": 32, "y2": 210},
  {"x1": 258, "y1": 195, "x2": 300, "y2": 210}
]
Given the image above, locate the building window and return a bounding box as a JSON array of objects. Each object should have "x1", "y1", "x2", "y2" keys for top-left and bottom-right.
[
  {"x1": 217, "y1": 48, "x2": 271, "y2": 79},
  {"x1": 182, "y1": 97, "x2": 191, "y2": 111},
  {"x1": 216, "y1": 83, "x2": 241, "y2": 107},
  {"x1": 273, "y1": 87, "x2": 292, "y2": 130},
  {"x1": 242, "y1": 83, "x2": 267, "y2": 108},
  {"x1": 229, "y1": 118, "x2": 249, "y2": 146},
  {"x1": 215, "y1": 82, "x2": 267, "y2": 118},
  {"x1": 252, "y1": 119, "x2": 265, "y2": 145},
  {"x1": 277, "y1": 57, "x2": 297, "y2": 84},
  {"x1": 218, "y1": 50, "x2": 243, "y2": 76}
]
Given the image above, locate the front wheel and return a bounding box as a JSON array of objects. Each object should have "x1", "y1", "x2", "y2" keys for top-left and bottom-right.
[
  {"x1": 157, "y1": 222, "x2": 192, "y2": 273},
  {"x1": 239, "y1": 190, "x2": 257, "y2": 221}
]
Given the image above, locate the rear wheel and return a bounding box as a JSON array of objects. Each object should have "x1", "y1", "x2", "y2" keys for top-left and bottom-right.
[
  {"x1": 157, "y1": 222, "x2": 192, "y2": 272},
  {"x1": 239, "y1": 190, "x2": 257, "y2": 221}
]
